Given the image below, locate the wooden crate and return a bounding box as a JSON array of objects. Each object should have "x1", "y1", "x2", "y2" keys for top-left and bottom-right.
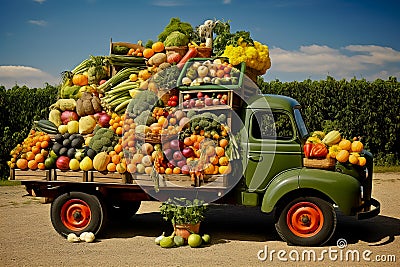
[
  {"x1": 89, "y1": 171, "x2": 133, "y2": 184},
  {"x1": 53, "y1": 170, "x2": 88, "y2": 183},
  {"x1": 10, "y1": 169, "x2": 51, "y2": 181},
  {"x1": 133, "y1": 174, "x2": 227, "y2": 188},
  {"x1": 109, "y1": 38, "x2": 144, "y2": 55}
]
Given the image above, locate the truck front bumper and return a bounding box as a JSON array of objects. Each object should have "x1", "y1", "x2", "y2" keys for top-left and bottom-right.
[{"x1": 356, "y1": 198, "x2": 380, "y2": 220}]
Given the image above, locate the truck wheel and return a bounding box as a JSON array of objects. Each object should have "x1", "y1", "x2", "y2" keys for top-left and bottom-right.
[
  {"x1": 51, "y1": 192, "x2": 107, "y2": 237},
  {"x1": 107, "y1": 201, "x2": 141, "y2": 220},
  {"x1": 275, "y1": 197, "x2": 336, "y2": 246}
]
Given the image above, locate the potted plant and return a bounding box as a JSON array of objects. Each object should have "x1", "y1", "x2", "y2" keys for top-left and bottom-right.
[{"x1": 160, "y1": 197, "x2": 208, "y2": 239}]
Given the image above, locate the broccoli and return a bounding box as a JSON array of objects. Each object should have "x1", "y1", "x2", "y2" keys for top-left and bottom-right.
[
  {"x1": 158, "y1": 17, "x2": 194, "y2": 43},
  {"x1": 186, "y1": 110, "x2": 197, "y2": 119},
  {"x1": 88, "y1": 128, "x2": 119, "y2": 153},
  {"x1": 127, "y1": 90, "x2": 159, "y2": 118}
]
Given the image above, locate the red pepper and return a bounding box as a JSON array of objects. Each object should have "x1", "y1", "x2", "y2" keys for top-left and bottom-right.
[
  {"x1": 303, "y1": 143, "x2": 314, "y2": 158},
  {"x1": 310, "y1": 143, "x2": 328, "y2": 159}
]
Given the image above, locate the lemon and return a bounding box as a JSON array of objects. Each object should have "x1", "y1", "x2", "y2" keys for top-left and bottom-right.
[
  {"x1": 202, "y1": 234, "x2": 211, "y2": 244},
  {"x1": 69, "y1": 158, "x2": 80, "y2": 171},
  {"x1": 160, "y1": 236, "x2": 174, "y2": 248},
  {"x1": 188, "y1": 234, "x2": 202, "y2": 248}
]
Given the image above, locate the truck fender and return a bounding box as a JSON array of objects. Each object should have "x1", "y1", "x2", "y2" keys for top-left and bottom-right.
[
  {"x1": 297, "y1": 168, "x2": 361, "y2": 216},
  {"x1": 260, "y1": 169, "x2": 300, "y2": 214}
]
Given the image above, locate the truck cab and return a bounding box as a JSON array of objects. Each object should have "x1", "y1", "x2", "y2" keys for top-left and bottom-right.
[{"x1": 235, "y1": 93, "x2": 380, "y2": 246}]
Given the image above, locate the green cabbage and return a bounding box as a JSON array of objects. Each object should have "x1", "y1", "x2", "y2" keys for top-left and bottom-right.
[{"x1": 164, "y1": 31, "x2": 189, "y2": 47}]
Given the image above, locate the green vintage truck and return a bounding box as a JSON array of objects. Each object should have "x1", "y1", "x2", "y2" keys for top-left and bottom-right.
[{"x1": 10, "y1": 87, "x2": 380, "y2": 246}]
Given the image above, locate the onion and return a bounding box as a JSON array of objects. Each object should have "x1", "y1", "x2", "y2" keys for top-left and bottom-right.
[
  {"x1": 182, "y1": 147, "x2": 195, "y2": 158},
  {"x1": 173, "y1": 151, "x2": 183, "y2": 161},
  {"x1": 181, "y1": 165, "x2": 190, "y2": 174},
  {"x1": 170, "y1": 139, "x2": 181, "y2": 151},
  {"x1": 95, "y1": 112, "x2": 111, "y2": 127},
  {"x1": 177, "y1": 159, "x2": 187, "y2": 168}
]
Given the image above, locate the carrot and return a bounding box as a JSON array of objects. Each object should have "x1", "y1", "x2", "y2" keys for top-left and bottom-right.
[{"x1": 177, "y1": 48, "x2": 198, "y2": 68}]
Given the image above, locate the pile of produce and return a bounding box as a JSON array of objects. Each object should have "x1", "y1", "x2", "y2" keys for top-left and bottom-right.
[
  {"x1": 8, "y1": 17, "x2": 266, "y2": 182},
  {"x1": 304, "y1": 130, "x2": 367, "y2": 167}
]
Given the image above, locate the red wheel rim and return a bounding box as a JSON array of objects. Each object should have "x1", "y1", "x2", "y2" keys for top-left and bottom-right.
[
  {"x1": 60, "y1": 199, "x2": 91, "y2": 231},
  {"x1": 286, "y1": 202, "x2": 324, "y2": 237}
]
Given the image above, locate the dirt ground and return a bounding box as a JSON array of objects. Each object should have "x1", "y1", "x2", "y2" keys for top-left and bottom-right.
[{"x1": 0, "y1": 173, "x2": 399, "y2": 267}]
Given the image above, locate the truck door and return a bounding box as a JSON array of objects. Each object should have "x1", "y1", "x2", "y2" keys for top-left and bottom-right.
[{"x1": 244, "y1": 109, "x2": 302, "y2": 192}]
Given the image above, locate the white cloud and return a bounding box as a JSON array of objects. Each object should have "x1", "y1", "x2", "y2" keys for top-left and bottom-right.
[
  {"x1": 151, "y1": 0, "x2": 185, "y2": 6},
  {"x1": 268, "y1": 44, "x2": 400, "y2": 81},
  {"x1": 28, "y1": 20, "x2": 47, "y2": 26},
  {"x1": 0, "y1": 66, "x2": 60, "y2": 89},
  {"x1": 33, "y1": 0, "x2": 46, "y2": 3},
  {"x1": 223, "y1": 0, "x2": 232, "y2": 4}
]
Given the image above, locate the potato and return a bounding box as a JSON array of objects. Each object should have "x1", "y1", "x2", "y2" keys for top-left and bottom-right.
[{"x1": 148, "y1": 53, "x2": 167, "y2": 67}]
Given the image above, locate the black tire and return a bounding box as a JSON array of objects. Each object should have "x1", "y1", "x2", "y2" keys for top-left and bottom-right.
[
  {"x1": 50, "y1": 191, "x2": 107, "y2": 237},
  {"x1": 107, "y1": 201, "x2": 141, "y2": 220},
  {"x1": 275, "y1": 197, "x2": 336, "y2": 246}
]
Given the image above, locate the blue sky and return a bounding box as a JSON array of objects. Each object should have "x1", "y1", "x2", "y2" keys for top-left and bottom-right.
[{"x1": 0, "y1": 0, "x2": 399, "y2": 88}]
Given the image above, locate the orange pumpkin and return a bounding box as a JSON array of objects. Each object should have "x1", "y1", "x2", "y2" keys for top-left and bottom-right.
[
  {"x1": 348, "y1": 153, "x2": 359, "y2": 165},
  {"x1": 218, "y1": 156, "x2": 229, "y2": 166},
  {"x1": 358, "y1": 156, "x2": 367, "y2": 166},
  {"x1": 351, "y1": 141, "x2": 364, "y2": 152},
  {"x1": 203, "y1": 163, "x2": 215, "y2": 175},
  {"x1": 215, "y1": 146, "x2": 225, "y2": 157},
  {"x1": 72, "y1": 74, "x2": 88, "y2": 86},
  {"x1": 336, "y1": 150, "x2": 350, "y2": 163},
  {"x1": 338, "y1": 139, "x2": 351, "y2": 151}
]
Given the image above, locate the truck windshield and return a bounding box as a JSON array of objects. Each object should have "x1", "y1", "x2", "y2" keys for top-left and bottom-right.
[{"x1": 294, "y1": 108, "x2": 309, "y2": 139}]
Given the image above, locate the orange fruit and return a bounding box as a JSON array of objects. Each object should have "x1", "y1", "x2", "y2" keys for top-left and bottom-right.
[
  {"x1": 107, "y1": 162, "x2": 117, "y2": 172},
  {"x1": 184, "y1": 137, "x2": 193, "y2": 147},
  {"x1": 31, "y1": 146, "x2": 41, "y2": 155},
  {"x1": 219, "y1": 139, "x2": 229, "y2": 148},
  {"x1": 38, "y1": 162, "x2": 46, "y2": 170},
  {"x1": 152, "y1": 41, "x2": 165, "y2": 53},
  {"x1": 215, "y1": 147, "x2": 225, "y2": 157},
  {"x1": 209, "y1": 156, "x2": 219, "y2": 165},
  {"x1": 143, "y1": 48, "x2": 155, "y2": 59},
  {"x1": 16, "y1": 158, "x2": 28, "y2": 170},
  {"x1": 40, "y1": 140, "x2": 49, "y2": 149},
  {"x1": 115, "y1": 127, "x2": 123, "y2": 136},
  {"x1": 165, "y1": 167, "x2": 173, "y2": 175},
  {"x1": 26, "y1": 152, "x2": 35, "y2": 161},
  {"x1": 172, "y1": 167, "x2": 181, "y2": 174},
  {"x1": 111, "y1": 155, "x2": 121, "y2": 164},
  {"x1": 28, "y1": 160, "x2": 38, "y2": 170},
  {"x1": 114, "y1": 144, "x2": 123, "y2": 154},
  {"x1": 34, "y1": 153, "x2": 45, "y2": 163}
]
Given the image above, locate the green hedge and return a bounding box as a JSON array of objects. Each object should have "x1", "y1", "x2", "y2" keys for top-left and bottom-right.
[
  {"x1": 0, "y1": 84, "x2": 59, "y2": 179},
  {"x1": 260, "y1": 76, "x2": 400, "y2": 166}
]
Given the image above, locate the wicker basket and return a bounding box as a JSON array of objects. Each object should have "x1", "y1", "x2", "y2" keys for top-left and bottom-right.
[
  {"x1": 196, "y1": 47, "x2": 212, "y2": 58},
  {"x1": 157, "y1": 88, "x2": 178, "y2": 105},
  {"x1": 303, "y1": 158, "x2": 336, "y2": 170},
  {"x1": 165, "y1": 46, "x2": 188, "y2": 57},
  {"x1": 245, "y1": 66, "x2": 265, "y2": 83}
]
